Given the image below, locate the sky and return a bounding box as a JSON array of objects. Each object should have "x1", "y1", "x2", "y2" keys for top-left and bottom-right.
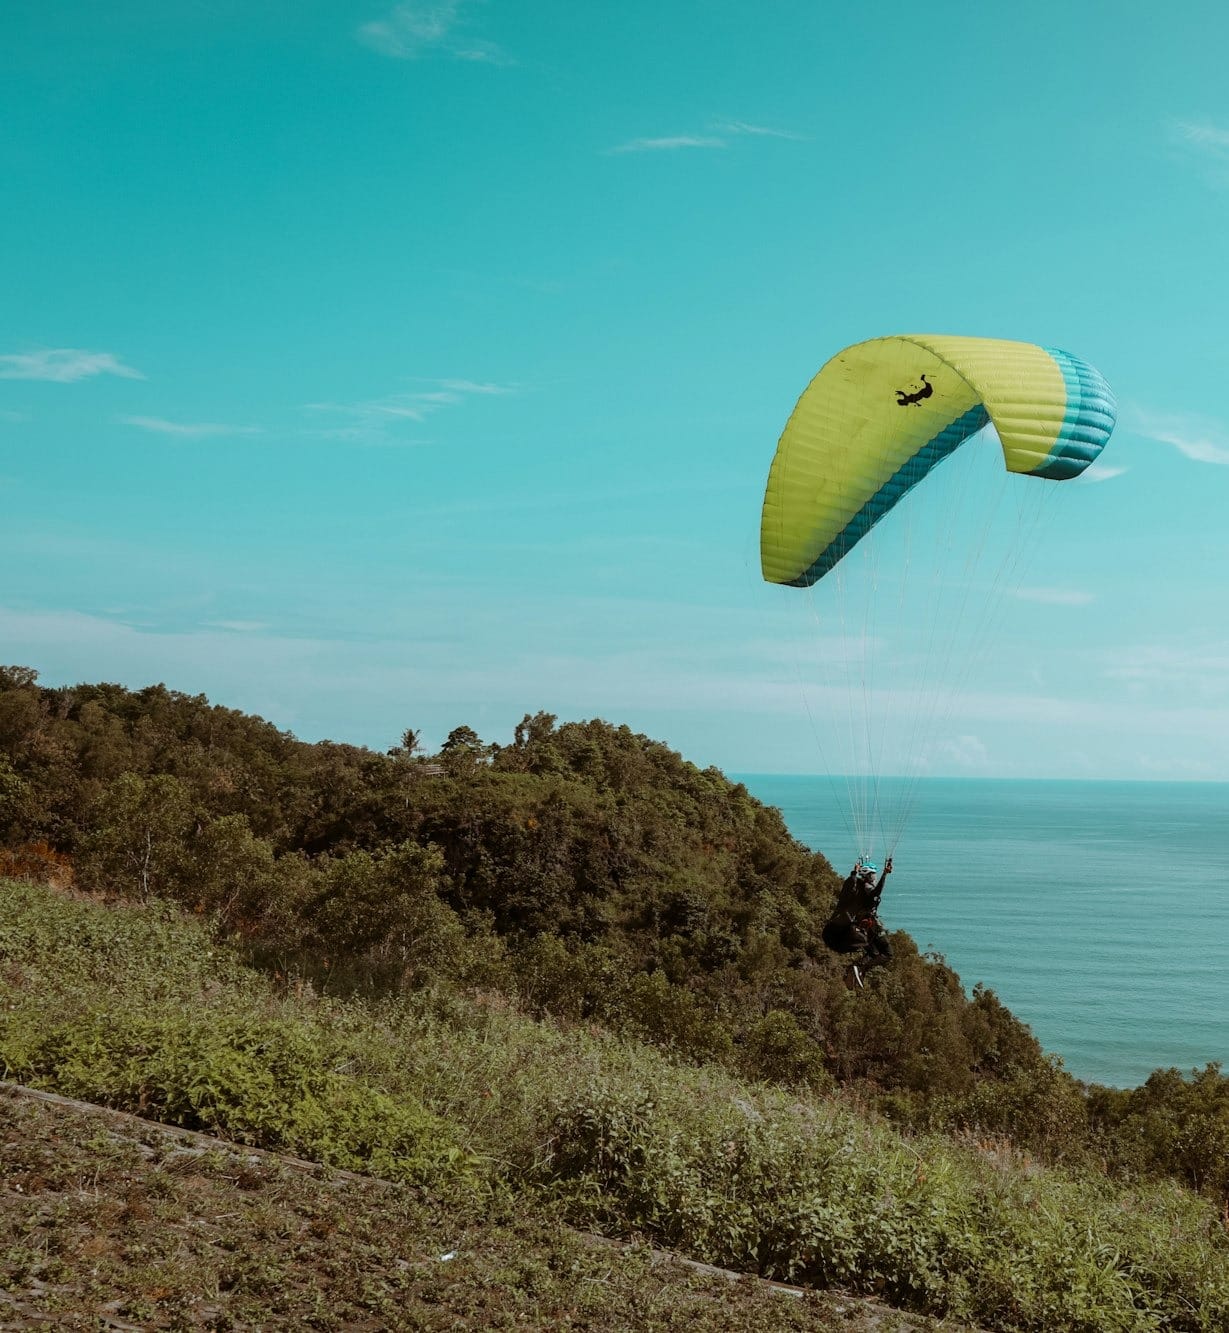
[{"x1": 2, "y1": 0, "x2": 1228, "y2": 780}]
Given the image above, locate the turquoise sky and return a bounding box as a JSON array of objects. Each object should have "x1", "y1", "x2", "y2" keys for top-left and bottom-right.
[{"x1": 3, "y1": 1, "x2": 1228, "y2": 779}]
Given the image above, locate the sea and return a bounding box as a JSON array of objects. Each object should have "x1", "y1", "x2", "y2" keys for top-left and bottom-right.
[{"x1": 737, "y1": 776, "x2": 1229, "y2": 1089}]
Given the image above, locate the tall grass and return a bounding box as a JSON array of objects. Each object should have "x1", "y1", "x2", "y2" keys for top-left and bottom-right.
[{"x1": 2, "y1": 878, "x2": 1227, "y2": 1330}]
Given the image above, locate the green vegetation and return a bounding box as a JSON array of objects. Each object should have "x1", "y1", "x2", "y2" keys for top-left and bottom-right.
[
  {"x1": 1, "y1": 664, "x2": 1228, "y2": 1325},
  {"x1": 0, "y1": 667, "x2": 1057, "y2": 1126},
  {"x1": 4, "y1": 1091, "x2": 903, "y2": 1331},
  {"x1": 1, "y1": 879, "x2": 1227, "y2": 1329},
  {"x1": 0, "y1": 882, "x2": 476, "y2": 1191}
]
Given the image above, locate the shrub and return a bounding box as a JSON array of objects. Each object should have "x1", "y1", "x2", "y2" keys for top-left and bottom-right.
[
  {"x1": 1, "y1": 1004, "x2": 479, "y2": 1189},
  {"x1": 738, "y1": 1009, "x2": 829, "y2": 1088}
]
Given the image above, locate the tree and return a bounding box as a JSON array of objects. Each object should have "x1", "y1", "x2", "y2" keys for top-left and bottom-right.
[
  {"x1": 306, "y1": 841, "x2": 462, "y2": 989},
  {"x1": 0, "y1": 754, "x2": 30, "y2": 838},
  {"x1": 0, "y1": 666, "x2": 39, "y2": 690},
  {"x1": 439, "y1": 725, "x2": 489, "y2": 777},
  {"x1": 76, "y1": 773, "x2": 195, "y2": 898},
  {"x1": 498, "y1": 712, "x2": 563, "y2": 774}
]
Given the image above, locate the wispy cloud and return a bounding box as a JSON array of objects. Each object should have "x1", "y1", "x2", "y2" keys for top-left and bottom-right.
[
  {"x1": 1078, "y1": 461, "x2": 1128, "y2": 484},
  {"x1": 5, "y1": 598, "x2": 1229, "y2": 776},
  {"x1": 305, "y1": 377, "x2": 516, "y2": 443},
  {"x1": 119, "y1": 416, "x2": 263, "y2": 439},
  {"x1": 931, "y1": 733, "x2": 990, "y2": 770},
  {"x1": 358, "y1": 1, "x2": 511, "y2": 64},
  {"x1": 1174, "y1": 120, "x2": 1229, "y2": 153},
  {"x1": 606, "y1": 135, "x2": 726, "y2": 155},
  {"x1": 436, "y1": 378, "x2": 515, "y2": 396},
  {"x1": 606, "y1": 118, "x2": 804, "y2": 156},
  {"x1": 0, "y1": 348, "x2": 143, "y2": 382},
  {"x1": 1134, "y1": 408, "x2": 1229, "y2": 464},
  {"x1": 1172, "y1": 120, "x2": 1229, "y2": 186},
  {"x1": 1102, "y1": 644, "x2": 1229, "y2": 698},
  {"x1": 1014, "y1": 587, "x2": 1095, "y2": 606},
  {"x1": 711, "y1": 120, "x2": 807, "y2": 141}
]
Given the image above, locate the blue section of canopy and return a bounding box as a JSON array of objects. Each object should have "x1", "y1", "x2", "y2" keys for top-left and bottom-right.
[{"x1": 1030, "y1": 347, "x2": 1118, "y2": 480}]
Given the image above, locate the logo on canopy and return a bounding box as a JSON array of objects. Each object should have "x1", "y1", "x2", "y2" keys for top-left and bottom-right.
[{"x1": 895, "y1": 374, "x2": 933, "y2": 407}]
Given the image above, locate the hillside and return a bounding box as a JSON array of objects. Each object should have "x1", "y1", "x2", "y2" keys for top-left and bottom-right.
[
  {"x1": 2, "y1": 666, "x2": 1229, "y2": 1325},
  {"x1": 3, "y1": 1082, "x2": 932, "y2": 1330},
  {"x1": 0, "y1": 666, "x2": 1054, "y2": 1121},
  {"x1": 0, "y1": 879, "x2": 1226, "y2": 1329}
]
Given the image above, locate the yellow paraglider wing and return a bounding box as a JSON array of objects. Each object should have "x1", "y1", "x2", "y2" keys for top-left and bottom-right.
[{"x1": 760, "y1": 335, "x2": 1117, "y2": 587}]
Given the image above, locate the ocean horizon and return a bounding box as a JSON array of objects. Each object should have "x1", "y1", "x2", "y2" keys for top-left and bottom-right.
[{"x1": 736, "y1": 774, "x2": 1229, "y2": 1089}]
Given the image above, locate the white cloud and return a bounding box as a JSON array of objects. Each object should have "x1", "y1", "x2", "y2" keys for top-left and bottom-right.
[
  {"x1": 930, "y1": 734, "x2": 990, "y2": 770},
  {"x1": 450, "y1": 41, "x2": 509, "y2": 64},
  {"x1": 358, "y1": 1, "x2": 511, "y2": 64},
  {"x1": 1078, "y1": 461, "x2": 1128, "y2": 483},
  {"x1": 313, "y1": 398, "x2": 429, "y2": 420},
  {"x1": 5, "y1": 599, "x2": 1229, "y2": 777},
  {"x1": 309, "y1": 425, "x2": 437, "y2": 447},
  {"x1": 1175, "y1": 120, "x2": 1229, "y2": 153},
  {"x1": 1014, "y1": 587, "x2": 1095, "y2": 606},
  {"x1": 1127, "y1": 752, "x2": 1220, "y2": 779},
  {"x1": 1133, "y1": 408, "x2": 1229, "y2": 464},
  {"x1": 606, "y1": 136, "x2": 727, "y2": 155},
  {"x1": 0, "y1": 348, "x2": 143, "y2": 382},
  {"x1": 1102, "y1": 644, "x2": 1229, "y2": 695},
  {"x1": 1173, "y1": 121, "x2": 1229, "y2": 187},
  {"x1": 436, "y1": 378, "x2": 515, "y2": 395},
  {"x1": 607, "y1": 121, "x2": 807, "y2": 155},
  {"x1": 119, "y1": 416, "x2": 262, "y2": 438},
  {"x1": 305, "y1": 377, "x2": 515, "y2": 442},
  {"x1": 712, "y1": 120, "x2": 806, "y2": 140}
]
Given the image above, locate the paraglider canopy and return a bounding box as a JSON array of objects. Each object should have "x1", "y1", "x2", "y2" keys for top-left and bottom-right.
[
  {"x1": 758, "y1": 333, "x2": 1117, "y2": 863},
  {"x1": 761, "y1": 335, "x2": 1117, "y2": 587}
]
